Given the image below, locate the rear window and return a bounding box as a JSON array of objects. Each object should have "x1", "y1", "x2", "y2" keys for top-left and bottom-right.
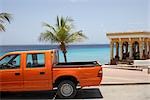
[
  {"x1": 52, "y1": 50, "x2": 59, "y2": 65},
  {"x1": 26, "y1": 53, "x2": 45, "y2": 68}
]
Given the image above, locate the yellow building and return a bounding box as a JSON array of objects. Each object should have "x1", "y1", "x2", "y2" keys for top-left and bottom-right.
[{"x1": 106, "y1": 31, "x2": 150, "y2": 63}]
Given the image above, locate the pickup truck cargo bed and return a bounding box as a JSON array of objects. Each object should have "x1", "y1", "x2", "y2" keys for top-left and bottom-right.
[{"x1": 55, "y1": 61, "x2": 100, "y2": 67}]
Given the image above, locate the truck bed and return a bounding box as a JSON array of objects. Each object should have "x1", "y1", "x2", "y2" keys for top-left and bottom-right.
[{"x1": 54, "y1": 61, "x2": 100, "y2": 67}]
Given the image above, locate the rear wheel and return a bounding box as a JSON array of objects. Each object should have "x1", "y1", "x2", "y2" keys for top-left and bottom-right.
[{"x1": 57, "y1": 80, "x2": 77, "y2": 98}]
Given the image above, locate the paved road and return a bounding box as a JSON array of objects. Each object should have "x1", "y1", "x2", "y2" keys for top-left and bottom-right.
[
  {"x1": 100, "y1": 85, "x2": 150, "y2": 100},
  {"x1": 0, "y1": 88, "x2": 102, "y2": 99},
  {"x1": 102, "y1": 68, "x2": 150, "y2": 84},
  {"x1": 1, "y1": 85, "x2": 150, "y2": 100}
]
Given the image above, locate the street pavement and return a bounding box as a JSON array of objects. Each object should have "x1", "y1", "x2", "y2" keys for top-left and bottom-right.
[
  {"x1": 102, "y1": 67, "x2": 150, "y2": 85},
  {"x1": 99, "y1": 85, "x2": 150, "y2": 100},
  {"x1": 1, "y1": 85, "x2": 150, "y2": 100}
]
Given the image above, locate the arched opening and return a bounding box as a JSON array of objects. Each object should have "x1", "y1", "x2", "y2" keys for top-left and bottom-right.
[
  {"x1": 122, "y1": 41, "x2": 129, "y2": 60},
  {"x1": 132, "y1": 41, "x2": 140, "y2": 60},
  {"x1": 114, "y1": 42, "x2": 119, "y2": 61}
]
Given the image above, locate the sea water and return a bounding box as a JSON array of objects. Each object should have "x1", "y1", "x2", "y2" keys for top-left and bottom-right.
[{"x1": 0, "y1": 44, "x2": 110, "y2": 64}]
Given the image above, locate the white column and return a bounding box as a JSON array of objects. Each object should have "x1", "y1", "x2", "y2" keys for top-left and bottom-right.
[
  {"x1": 129, "y1": 42, "x2": 133, "y2": 59},
  {"x1": 110, "y1": 42, "x2": 114, "y2": 60},
  {"x1": 119, "y1": 42, "x2": 123, "y2": 60},
  {"x1": 139, "y1": 42, "x2": 143, "y2": 59},
  {"x1": 147, "y1": 41, "x2": 149, "y2": 53}
]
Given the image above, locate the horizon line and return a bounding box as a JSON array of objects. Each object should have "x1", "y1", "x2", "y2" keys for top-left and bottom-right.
[{"x1": 0, "y1": 43, "x2": 109, "y2": 46}]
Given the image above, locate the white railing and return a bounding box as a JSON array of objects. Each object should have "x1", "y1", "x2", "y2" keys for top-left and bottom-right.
[
  {"x1": 133, "y1": 59, "x2": 150, "y2": 74},
  {"x1": 133, "y1": 59, "x2": 150, "y2": 66}
]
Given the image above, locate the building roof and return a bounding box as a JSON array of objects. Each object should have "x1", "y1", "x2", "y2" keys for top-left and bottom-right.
[{"x1": 106, "y1": 31, "x2": 150, "y2": 39}]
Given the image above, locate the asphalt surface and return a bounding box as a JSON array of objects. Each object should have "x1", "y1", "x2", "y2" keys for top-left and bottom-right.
[
  {"x1": 1, "y1": 85, "x2": 150, "y2": 100},
  {"x1": 0, "y1": 88, "x2": 103, "y2": 99}
]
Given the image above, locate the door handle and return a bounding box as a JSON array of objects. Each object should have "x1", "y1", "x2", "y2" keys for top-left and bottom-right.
[
  {"x1": 40, "y1": 72, "x2": 45, "y2": 75},
  {"x1": 15, "y1": 73, "x2": 20, "y2": 76}
]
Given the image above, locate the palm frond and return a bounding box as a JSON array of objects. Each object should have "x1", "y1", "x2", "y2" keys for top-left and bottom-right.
[
  {"x1": 0, "y1": 13, "x2": 12, "y2": 23},
  {"x1": 43, "y1": 22, "x2": 56, "y2": 33},
  {"x1": 39, "y1": 31, "x2": 59, "y2": 43},
  {"x1": 60, "y1": 16, "x2": 65, "y2": 27},
  {"x1": 56, "y1": 27, "x2": 69, "y2": 42},
  {"x1": 0, "y1": 24, "x2": 5, "y2": 31},
  {"x1": 65, "y1": 30, "x2": 87, "y2": 43},
  {"x1": 56, "y1": 16, "x2": 60, "y2": 29},
  {"x1": 0, "y1": 12, "x2": 12, "y2": 32},
  {"x1": 66, "y1": 16, "x2": 74, "y2": 22},
  {"x1": 0, "y1": 19, "x2": 5, "y2": 23},
  {"x1": 65, "y1": 17, "x2": 74, "y2": 31}
]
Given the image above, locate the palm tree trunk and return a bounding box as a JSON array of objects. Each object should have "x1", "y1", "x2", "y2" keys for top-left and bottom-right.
[
  {"x1": 63, "y1": 51, "x2": 67, "y2": 63},
  {"x1": 60, "y1": 42, "x2": 67, "y2": 63}
]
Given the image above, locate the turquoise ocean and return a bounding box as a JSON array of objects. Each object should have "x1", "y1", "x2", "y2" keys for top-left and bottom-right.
[{"x1": 0, "y1": 44, "x2": 110, "y2": 64}]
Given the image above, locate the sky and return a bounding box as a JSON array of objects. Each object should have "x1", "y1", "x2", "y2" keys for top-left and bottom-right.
[{"x1": 0, "y1": 0, "x2": 149, "y2": 45}]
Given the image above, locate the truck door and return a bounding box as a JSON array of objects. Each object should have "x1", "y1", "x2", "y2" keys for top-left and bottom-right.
[
  {"x1": 0, "y1": 54, "x2": 23, "y2": 91},
  {"x1": 24, "y1": 53, "x2": 51, "y2": 90}
]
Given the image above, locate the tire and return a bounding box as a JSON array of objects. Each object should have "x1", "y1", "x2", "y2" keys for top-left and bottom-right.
[{"x1": 57, "y1": 80, "x2": 77, "y2": 98}]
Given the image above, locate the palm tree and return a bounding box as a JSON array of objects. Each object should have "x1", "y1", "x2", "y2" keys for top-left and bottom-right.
[
  {"x1": 0, "y1": 13, "x2": 12, "y2": 32},
  {"x1": 39, "y1": 16, "x2": 87, "y2": 62}
]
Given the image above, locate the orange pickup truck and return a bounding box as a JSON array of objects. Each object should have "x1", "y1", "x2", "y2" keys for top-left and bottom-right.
[{"x1": 0, "y1": 50, "x2": 102, "y2": 98}]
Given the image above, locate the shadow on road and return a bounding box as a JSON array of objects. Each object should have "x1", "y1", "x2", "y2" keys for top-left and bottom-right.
[
  {"x1": 75, "y1": 88, "x2": 103, "y2": 99},
  {"x1": 1, "y1": 88, "x2": 103, "y2": 99}
]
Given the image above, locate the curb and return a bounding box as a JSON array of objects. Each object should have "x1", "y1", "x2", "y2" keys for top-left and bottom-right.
[
  {"x1": 101, "y1": 82, "x2": 150, "y2": 86},
  {"x1": 103, "y1": 66, "x2": 143, "y2": 71}
]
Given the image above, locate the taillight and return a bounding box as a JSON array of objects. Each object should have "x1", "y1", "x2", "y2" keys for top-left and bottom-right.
[{"x1": 97, "y1": 70, "x2": 102, "y2": 77}]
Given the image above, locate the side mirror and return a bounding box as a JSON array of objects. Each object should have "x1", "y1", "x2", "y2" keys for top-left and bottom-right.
[{"x1": 12, "y1": 61, "x2": 16, "y2": 65}]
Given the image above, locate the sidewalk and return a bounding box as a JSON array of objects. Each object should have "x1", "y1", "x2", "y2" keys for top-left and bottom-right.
[{"x1": 101, "y1": 66, "x2": 150, "y2": 85}]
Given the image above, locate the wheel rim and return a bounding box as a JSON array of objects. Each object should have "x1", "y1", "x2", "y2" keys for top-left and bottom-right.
[{"x1": 60, "y1": 83, "x2": 73, "y2": 97}]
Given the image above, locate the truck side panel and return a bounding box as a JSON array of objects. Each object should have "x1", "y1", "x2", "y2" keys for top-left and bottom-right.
[
  {"x1": 53, "y1": 68, "x2": 79, "y2": 84},
  {"x1": 53, "y1": 66, "x2": 102, "y2": 87},
  {"x1": 79, "y1": 66, "x2": 102, "y2": 87}
]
